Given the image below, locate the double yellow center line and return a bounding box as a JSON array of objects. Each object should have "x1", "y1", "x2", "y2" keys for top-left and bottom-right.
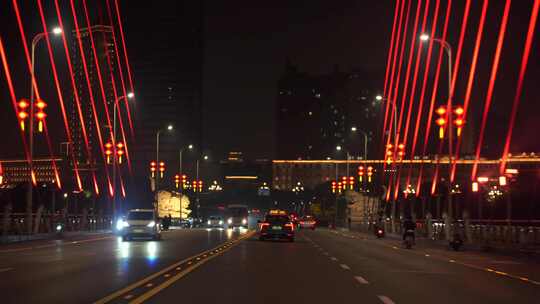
[{"x1": 94, "y1": 231, "x2": 255, "y2": 304}]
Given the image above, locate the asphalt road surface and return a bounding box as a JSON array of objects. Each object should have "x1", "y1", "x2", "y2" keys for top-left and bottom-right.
[{"x1": 1, "y1": 228, "x2": 539, "y2": 303}]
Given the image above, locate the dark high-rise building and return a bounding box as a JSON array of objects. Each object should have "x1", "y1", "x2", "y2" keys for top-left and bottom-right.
[
  {"x1": 127, "y1": 1, "x2": 204, "y2": 205},
  {"x1": 69, "y1": 25, "x2": 117, "y2": 166},
  {"x1": 276, "y1": 63, "x2": 378, "y2": 160}
]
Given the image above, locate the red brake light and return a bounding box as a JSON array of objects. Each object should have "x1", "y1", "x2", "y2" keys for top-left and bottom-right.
[{"x1": 285, "y1": 223, "x2": 294, "y2": 231}]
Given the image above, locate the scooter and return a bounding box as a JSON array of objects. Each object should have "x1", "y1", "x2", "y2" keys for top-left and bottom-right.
[
  {"x1": 449, "y1": 233, "x2": 463, "y2": 251},
  {"x1": 55, "y1": 222, "x2": 64, "y2": 239},
  {"x1": 403, "y1": 229, "x2": 415, "y2": 249},
  {"x1": 375, "y1": 227, "x2": 385, "y2": 239}
]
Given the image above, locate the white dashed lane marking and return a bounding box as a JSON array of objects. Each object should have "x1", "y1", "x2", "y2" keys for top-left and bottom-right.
[
  {"x1": 330, "y1": 257, "x2": 338, "y2": 261},
  {"x1": 340, "y1": 264, "x2": 351, "y2": 270},
  {"x1": 378, "y1": 295, "x2": 396, "y2": 304},
  {"x1": 354, "y1": 276, "x2": 369, "y2": 284},
  {"x1": 0, "y1": 267, "x2": 13, "y2": 273}
]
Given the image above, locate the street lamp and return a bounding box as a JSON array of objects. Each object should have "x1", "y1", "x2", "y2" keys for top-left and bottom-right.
[
  {"x1": 350, "y1": 126, "x2": 368, "y2": 160},
  {"x1": 110, "y1": 93, "x2": 134, "y2": 218},
  {"x1": 178, "y1": 144, "x2": 195, "y2": 193},
  {"x1": 420, "y1": 33, "x2": 456, "y2": 237},
  {"x1": 26, "y1": 26, "x2": 63, "y2": 234},
  {"x1": 155, "y1": 124, "x2": 174, "y2": 186},
  {"x1": 376, "y1": 95, "x2": 398, "y2": 148},
  {"x1": 52, "y1": 27, "x2": 63, "y2": 35},
  {"x1": 195, "y1": 153, "x2": 210, "y2": 219}
]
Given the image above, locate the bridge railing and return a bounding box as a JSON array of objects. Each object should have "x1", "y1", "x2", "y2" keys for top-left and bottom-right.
[
  {"x1": 352, "y1": 218, "x2": 540, "y2": 247},
  {"x1": 1, "y1": 212, "x2": 112, "y2": 238}
]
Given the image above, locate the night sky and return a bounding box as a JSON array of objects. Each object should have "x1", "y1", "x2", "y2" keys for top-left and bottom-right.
[
  {"x1": 1, "y1": 1, "x2": 539, "y2": 161},
  {"x1": 201, "y1": 1, "x2": 390, "y2": 158}
]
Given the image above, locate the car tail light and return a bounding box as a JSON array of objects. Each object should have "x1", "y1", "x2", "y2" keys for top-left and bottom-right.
[
  {"x1": 260, "y1": 223, "x2": 270, "y2": 231},
  {"x1": 284, "y1": 223, "x2": 294, "y2": 231}
]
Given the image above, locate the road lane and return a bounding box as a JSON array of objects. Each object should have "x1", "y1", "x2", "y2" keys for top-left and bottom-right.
[
  {"x1": 148, "y1": 231, "x2": 383, "y2": 303},
  {"x1": 0, "y1": 228, "x2": 244, "y2": 304},
  {"x1": 3, "y1": 227, "x2": 539, "y2": 303},
  {"x1": 304, "y1": 229, "x2": 540, "y2": 304}
]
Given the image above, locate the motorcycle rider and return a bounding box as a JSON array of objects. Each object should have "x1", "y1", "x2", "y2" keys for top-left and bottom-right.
[
  {"x1": 402, "y1": 217, "x2": 416, "y2": 244},
  {"x1": 374, "y1": 216, "x2": 385, "y2": 237}
]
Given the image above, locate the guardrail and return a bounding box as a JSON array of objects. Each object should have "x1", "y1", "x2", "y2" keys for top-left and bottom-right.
[
  {"x1": 1, "y1": 212, "x2": 112, "y2": 236},
  {"x1": 352, "y1": 218, "x2": 540, "y2": 247}
]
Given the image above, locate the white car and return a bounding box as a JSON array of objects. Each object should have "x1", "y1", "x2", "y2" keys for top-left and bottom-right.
[{"x1": 120, "y1": 209, "x2": 161, "y2": 241}]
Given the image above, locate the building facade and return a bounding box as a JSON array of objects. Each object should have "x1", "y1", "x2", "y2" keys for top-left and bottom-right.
[{"x1": 69, "y1": 25, "x2": 118, "y2": 166}]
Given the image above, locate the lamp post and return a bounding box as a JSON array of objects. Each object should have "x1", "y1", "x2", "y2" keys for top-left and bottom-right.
[
  {"x1": 155, "y1": 124, "x2": 173, "y2": 210},
  {"x1": 351, "y1": 126, "x2": 368, "y2": 160},
  {"x1": 334, "y1": 145, "x2": 350, "y2": 227},
  {"x1": 110, "y1": 92, "x2": 133, "y2": 219},
  {"x1": 377, "y1": 94, "x2": 404, "y2": 233},
  {"x1": 376, "y1": 95, "x2": 398, "y2": 143},
  {"x1": 195, "y1": 154, "x2": 209, "y2": 219},
  {"x1": 178, "y1": 144, "x2": 194, "y2": 194},
  {"x1": 26, "y1": 27, "x2": 63, "y2": 234},
  {"x1": 421, "y1": 34, "x2": 455, "y2": 239}
]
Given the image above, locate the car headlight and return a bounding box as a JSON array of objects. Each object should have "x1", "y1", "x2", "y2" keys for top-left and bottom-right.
[
  {"x1": 242, "y1": 218, "x2": 247, "y2": 225},
  {"x1": 219, "y1": 220, "x2": 223, "y2": 225},
  {"x1": 207, "y1": 220, "x2": 211, "y2": 225},
  {"x1": 116, "y1": 219, "x2": 128, "y2": 230},
  {"x1": 227, "y1": 218, "x2": 232, "y2": 224},
  {"x1": 56, "y1": 224, "x2": 62, "y2": 231},
  {"x1": 147, "y1": 221, "x2": 156, "y2": 228}
]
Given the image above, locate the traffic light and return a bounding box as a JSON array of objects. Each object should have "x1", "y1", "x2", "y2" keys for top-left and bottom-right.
[
  {"x1": 159, "y1": 162, "x2": 165, "y2": 178},
  {"x1": 331, "y1": 181, "x2": 336, "y2": 193},
  {"x1": 35, "y1": 99, "x2": 47, "y2": 133},
  {"x1": 367, "y1": 166, "x2": 373, "y2": 183},
  {"x1": 17, "y1": 99, "x2": 29, "y2": 131},
  {"x1": 453, "y1": 106, "x2": 465, "y2": 137},
  {"x1": 348, "y1": 176, "x2": 354, "y2": 190},
  {"x1": 337, "y1": 181, "x2": 343, "y2": 193},
  {"x1": 358, "y1": 166, "x2": 364, "y2": 182},
  {"x1": 150, "y1": 161, "x2": 157, "y2": 177},
  {"x1": 198, "y1": 180, "x2": 203, "y2": 192},
  {"x1": 116, "y1": 142, "x2": 125, "y2": 164},
  {"x1": 436, "y1": 106, "x2": 447, "y2": 139},
  {"x1": 174, "y1": 174, "x2": 180, "y2": 189},
  {"x1": 192, "y1": 180, "x2": 197, "y2": 191},
  {"x1": 105, "y1": 142, "x2": 113, "y2": 164}
]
